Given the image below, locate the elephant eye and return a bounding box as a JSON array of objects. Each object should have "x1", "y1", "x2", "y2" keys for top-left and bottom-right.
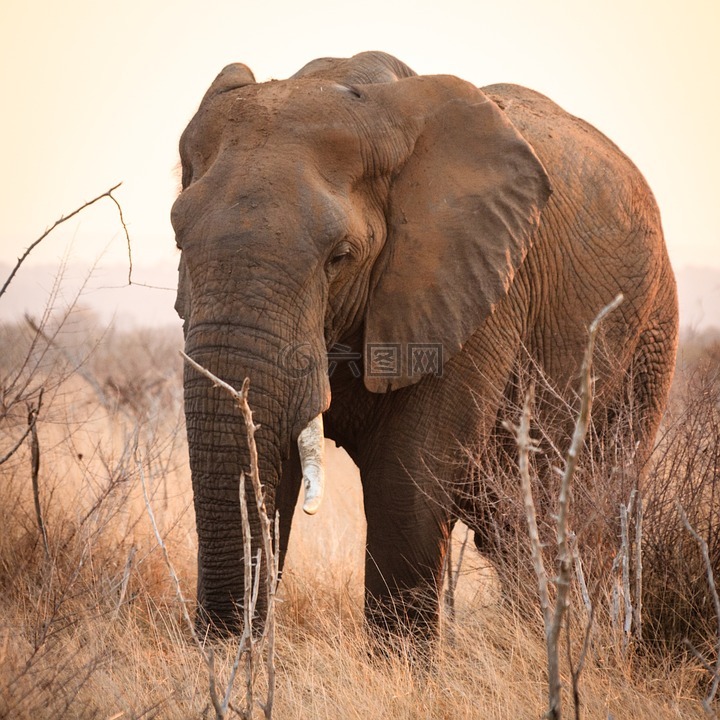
[{"x1": 328, "y1": 241, "x2": 352, "y2": 267}]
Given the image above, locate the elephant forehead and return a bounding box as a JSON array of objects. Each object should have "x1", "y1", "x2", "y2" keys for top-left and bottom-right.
[
  {"x1": 191, "y1": 79, "x2": 372, "y2": 155},
  {"x1": 172, "y1": 159, "x2": 354, "y2": 249}
]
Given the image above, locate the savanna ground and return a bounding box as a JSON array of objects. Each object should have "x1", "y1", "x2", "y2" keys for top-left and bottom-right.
[{"x1": 1, "y1": 277, "x2": 720, "y2": 718}]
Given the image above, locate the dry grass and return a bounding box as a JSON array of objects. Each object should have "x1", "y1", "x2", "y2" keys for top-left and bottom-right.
[
  {"x1": 643, "y1": 331, "x2": 720, "y2": 658},
  {"x1": 0, "y1": 311, "x2": 716, "y2": 718}
]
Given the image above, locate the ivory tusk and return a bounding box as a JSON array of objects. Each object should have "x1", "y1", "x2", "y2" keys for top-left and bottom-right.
[{"x1": 298, "y1": 414, "x2": 325, "y2": 515}]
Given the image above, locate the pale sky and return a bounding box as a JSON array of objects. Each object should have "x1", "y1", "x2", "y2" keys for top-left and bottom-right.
[{"x1": 1, "y1": 0, "x2": 718, "y2": 283}]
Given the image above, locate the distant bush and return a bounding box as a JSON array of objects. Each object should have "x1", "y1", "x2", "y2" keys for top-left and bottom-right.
[{"x1": 0, "y1": 284, "x2": 717, "y2": 716}]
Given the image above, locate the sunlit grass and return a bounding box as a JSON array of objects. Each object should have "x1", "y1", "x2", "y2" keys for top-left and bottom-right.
[{"x1": 0, "y1": 314, "x2": 715, "y2": 718}]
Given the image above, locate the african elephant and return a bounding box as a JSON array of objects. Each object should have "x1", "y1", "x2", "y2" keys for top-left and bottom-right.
[{"x1": 171, "y1": 51, "x2": 678, "y2": 639}]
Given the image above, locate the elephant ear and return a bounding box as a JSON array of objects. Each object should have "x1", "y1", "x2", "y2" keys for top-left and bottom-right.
[
  {"x1": 291, "y1": 51, "x2": 416, "y2": 84},
  {"x1": 363, "y1": 75, "x2": 552, "y2": 393},
  {"x1": 200, "y1": 62, "x2": 256, "y2": 104},
  {"x1": 180, "y1": 64, "x2": 256, "y2": 188}
]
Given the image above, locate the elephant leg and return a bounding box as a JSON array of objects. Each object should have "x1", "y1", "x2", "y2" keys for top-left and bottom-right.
[
  {"x1": 580, "y1": 300, "x2": 678, "y2": 489},
  {"x1": 629, "y1": 313, "x2": 678, "y2": 470},
  {"x1": 360, "y1": 448, "x2": 451, "y2": 643}
]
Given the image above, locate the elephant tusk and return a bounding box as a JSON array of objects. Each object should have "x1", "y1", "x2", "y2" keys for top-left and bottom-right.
[{"x1": 298, "y1": 414, "x2": 325, "y2": 515}]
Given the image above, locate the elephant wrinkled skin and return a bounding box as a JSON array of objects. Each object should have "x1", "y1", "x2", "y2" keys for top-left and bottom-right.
[{"x1": 172, "y1": 51, "x2": 678, "y2": 640}]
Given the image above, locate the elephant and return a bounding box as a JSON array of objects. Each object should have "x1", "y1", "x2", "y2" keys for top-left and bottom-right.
[{"x1": 171, "y1": 51, "x2": 678, "y2": 641}]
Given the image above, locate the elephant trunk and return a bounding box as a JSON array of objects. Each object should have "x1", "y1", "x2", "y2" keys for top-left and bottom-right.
[{"x1": 183, "y1": 324, "x2": 328, "y2": 635}]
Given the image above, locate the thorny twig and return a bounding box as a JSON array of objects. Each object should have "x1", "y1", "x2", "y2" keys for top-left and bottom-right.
[
  {"x1": 678, "y1": 502, "x2": 720, "y2": 716},
  {"x1": 27, "y1": 389, "x2": 49, "y2": 562},
  {"x1": 634, "y1": 496, "x2": 643, "y2": 642},
  {"x1": 0, "y1": 183, "x2": 132, "y2": 299},
  {"x1": 508, "y1": 294, "x2": 623, "y2": 720},
  {"x1": 0, "y1": 411, "x2": 38, "y2": 466},
  {"x1": 511, "y1": 387, "x2": 550, "y2": 627},
  {"x1": 141, "y1": 393, "x2": 271, "y2": 718},
  {"x1": 547, "y1": 294, "x2": 623, "y2": 719},
  {"x1": 112, "y1": 546, "x2": 137, "y2": 621},
  {"x1": 570, "y1": 533, "x2": 592, "y2": 619},
  {"x1": 610, "y1": 489, "x2": 642, "y2": 653},
  {"x1": 181, "y1": 350, "x2": 279, "y2": 719},
  {"x1": 240, "y1": 471, "x2": 255, "y2": 716},
  {"x1": 620, "y1": 492, "x2": 635, "y2": 649},
  {"x1": 567, "y1": 605, "x2": 595, "y2": 720}
]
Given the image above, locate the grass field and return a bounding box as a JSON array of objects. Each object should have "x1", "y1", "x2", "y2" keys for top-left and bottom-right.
[{"x1": 1, "y1": 306, "x2": 718, "y2": 719}]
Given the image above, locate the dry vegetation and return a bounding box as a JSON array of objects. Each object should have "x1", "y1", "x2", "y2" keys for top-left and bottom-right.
[{"x1": 1, "y1": 285, "x2": 719, "y2": 717}]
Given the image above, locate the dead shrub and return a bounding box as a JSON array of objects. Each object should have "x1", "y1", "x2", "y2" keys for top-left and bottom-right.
[{"x1": 642, "y1": 336, "x2": 720, "y2": 657}]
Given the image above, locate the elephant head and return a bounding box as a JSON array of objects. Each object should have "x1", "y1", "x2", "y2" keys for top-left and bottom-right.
[{"x1": 172, "y1": 51, "x2": 551, "y2": 634}]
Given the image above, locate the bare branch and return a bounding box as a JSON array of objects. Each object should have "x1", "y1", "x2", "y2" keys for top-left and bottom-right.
[
  {"x1": 139, "y1": 458, "x2": 202, "y2": 646},
  {"x1": 112, "y1": 546, "x2": 137, "y2": 621},
  {"x1": 510, "y1": 295, "x2": 624, "y2": 720},
  {"x1": 684, "y1": 639, "x2": 718, "y2": 680},
  {"x1": 511, "y1": 387, "x2": 552, "y2": 628},
  {"x1": 0, "y1": 183, "x2": 132, "y2": 299},
  {"x1": 0, "y1": 419, "x2": 35, "y2": 467},
  {"x1": 105, "y1": 190, "x2": 133, "y2": 284},
  {"x1": 442, "y1": 537, "x2": 454, "y2": 627},
  {"x1": 570, "y1": 533, "x2": 592, "y2": 619},
  {"x1": 552, "y1": 295, "x2": 623, "y2": 713},
  {"x1": 567, "y1": 605, "x2": 595, "y2": 720},
  {"x1": 180, "y1": 350, "x2": 279, "y2": 718},
  {"x1": 28, "y1": 389, "x2": 49, "y2": 562},
  {"x1": 236, "y1": 471, "x2": 255, "y2": 718},
  {"x1": 678, "y1": 502, "x2": 720, "y2": 711},
  {"x1": 620, "y1": 494, "x2": 634, "y2": 649},
  {"x1": 265, "y1": 511, "x2": 281, "y2": 718},
  {"x1": 634, "y1": 497, "x2": 643, "y2": 642}
]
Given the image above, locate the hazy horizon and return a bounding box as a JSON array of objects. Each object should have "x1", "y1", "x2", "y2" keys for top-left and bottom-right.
[
  {"x1": 1, "y1": 260, "x2": 718, "y2": 334},
  {"x1": 1, "y1": 0, "x2": 718, "y2": 339},
  {"x1": 1, "y1": 0, "x2": 719, "y2": 274}
]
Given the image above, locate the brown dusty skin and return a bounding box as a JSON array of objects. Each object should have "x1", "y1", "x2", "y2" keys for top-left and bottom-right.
[{"x1": 173, "y1": 51, "x2": 678, "y2": 640}]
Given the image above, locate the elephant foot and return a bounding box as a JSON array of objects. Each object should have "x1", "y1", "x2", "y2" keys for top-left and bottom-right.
[
  {"x1": 195, "y1": 605, "x2": 242, "y2": 639},
  {"x1": 364, "y1": 587, "x2": 440, "y2": 662},
  {"x1": 195, "y1": 600, "x2": 267, "y2": 640}
]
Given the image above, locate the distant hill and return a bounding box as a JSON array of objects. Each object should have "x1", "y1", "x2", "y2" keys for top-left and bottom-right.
[
  {"x1": 675, "y1": 265, "x2": 720, "y2": 331},
  {"x1": 0, "y1": 262, "x2": 181, "y2": 329},
  {"x1": 0, "y1": 262, "x2": 718, "y2": 331}
]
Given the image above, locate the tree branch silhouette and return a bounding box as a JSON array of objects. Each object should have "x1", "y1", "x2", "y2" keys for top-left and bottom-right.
[{"x1": 0, "y1": 182, "x2": 132, "y2": 300}]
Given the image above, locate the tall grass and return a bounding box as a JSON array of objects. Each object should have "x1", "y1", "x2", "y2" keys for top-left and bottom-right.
[
  {"x1": 0, "y1": 306, "x2": 717, "y2": 718},
  {"x1": 643, "y1": 332, "x2": 720, "y2": 658}
]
